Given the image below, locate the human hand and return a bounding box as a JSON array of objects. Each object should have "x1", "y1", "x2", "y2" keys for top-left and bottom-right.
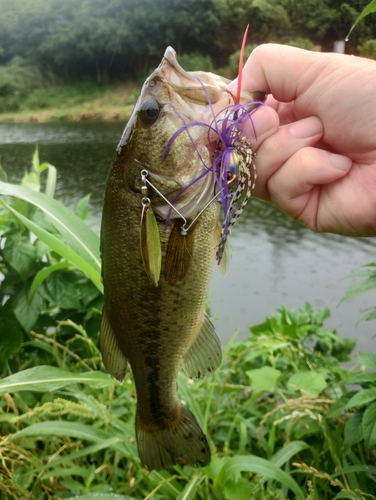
[{"x1": 230, "y1": 44, "x2": 376, "y2": 237}]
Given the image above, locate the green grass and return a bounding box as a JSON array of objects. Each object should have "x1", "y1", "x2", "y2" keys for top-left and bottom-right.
[
  {"x1": 1, "y1": 151, "x2": 376, "y2": 500},
  {"x1": 1, "y1": 305, "x2": 376, "y2": 499},
  {"x1": 0, "y1": 81, "x2": 139, "y2": 122}
]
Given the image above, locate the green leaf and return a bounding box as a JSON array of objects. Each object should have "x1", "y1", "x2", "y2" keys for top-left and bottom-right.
[
  {"x1": 362, "y1": 308, "x2": 376, "y2": 322},
  {"x1": 244, "y1": 344, "x2": 290, "y2": 363},
  {"x1": 223, "y1": 476, "x2": 253, "y2": 500},
  {"x1": 344, "y1": 411, "x2": 364, "y2": 448},
  {"x1": 345, "y1": 388, "x2": 376, "y2": 409},
  {"x1": 332, "y1": 494, "x2": 359, "y2": 500},
  {"x1": 342, "y1": 278, "x2": 376, "y2": 302},
  {"x1": 40, "y1": 465, "x2": 92, "y2": 480},
  {"x1": 59, "y1": 478, "x2": 85, "y2": 492},
  {"x1": 326, "y1": 393, "x2": 357, "y2": 418},
  {"x1": 3, "y1": 233, "x2": 38, "y2": 280},
  {"x1": 0, "y1": 315, "x2": 24, "y2": 361},
  {"x1": 362, "y1": 401, "x2": 376, "y2": 450},
  {"x1": 0, "y1": 160, "x2": 8, "y2": 182},
  {"x1": 246, "y1": 366, "x2": 281, "y2": 391},
  {"x1": 43, "y1": 163, "x2": 57, "y2": 198},
  {"x1": 13, "y1": 286, "x2": 43, "y2": 331},
  {"x1": 28, "y1": 261, "x2": 73, "y2": 302},
  {"x1": 32, "y1": 146, "x2": 40, "y2": 172},
  {"x1": 346, "y1": 0, "x2": 376, "y2": 39},
  {"x1": 75, "y1": 194, "x2": 91, "y2": 220},
  {"x1": 65, "y1": 494, "x2": 137, "y2": 500},
  {"x1": 0, "y1": 181, "x2": 101, "y2": 274},
  {"x1": 21, "y1": 146, "x2": 41, "y2": 191},
  {"x1": 331, "y1": 464, "x2": 376, "y2": 478},
  {"x1": 177, "y1": 373, "x2": 205, "y2": 428},
  {"x1": 11, "y1": 421, "x2": 110, "y2": 442},
  {"x1": 0, "y1": 366, "x2": 114, "y2": 395},
  {"x1": 10, "y1": 421, "x2": 137, "y2": 459},
  {"x1": 176, "y1": 475, "x2": 202, "y2": 500},
  {"x1": 80, "y1": 278, "x2": 101, "y2": 307},
  {"x1": 0, "y1": 200, "x2": 102, "y2": 292},
  {"x1": 30, "y1": 438, "x2": 121, "y2": 475},
  {"x1": 287, "y1": 370, "x2": 327, "y2": 397},
  {"x1": 270, "y1": 440, "x2": 310, "y2": 467},
  {"x1": 215, "y1": 456, "x2": 305, "y2": 500},
  {"x1": 358, "y1": 352, "x2": 376, "y2": 370},
  {"x1": 203, "y1": 455, "x2": 225, "y2": 480},
  {"x1": 46, "y1": 271, "x2": 82, "y2": 309},
  {"x1": 342, "y1": 372, "x2": 376, "y2": 386}
]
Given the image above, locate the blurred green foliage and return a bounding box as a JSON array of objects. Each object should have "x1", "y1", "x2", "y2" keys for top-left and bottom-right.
[
  {"x1": 0, "y1": 0, "x2": 374, "y2": 88},
  {"x1": 358, "y1": 38, "x2": 376, "y2": 58},
  {"x1": 285, "y1": 37, "x2": 315, "y2": 50},
  {"x1": 0, "y1": 0, "x2": 374, "y2": 113},
  {"x1": 177, "y1": 53, "x2": 214, "y2": 72}
]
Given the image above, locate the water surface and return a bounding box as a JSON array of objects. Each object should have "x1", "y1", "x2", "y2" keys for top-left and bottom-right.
[{"x1": 1, "y1": 122, "x2": 375, "y2": 354}]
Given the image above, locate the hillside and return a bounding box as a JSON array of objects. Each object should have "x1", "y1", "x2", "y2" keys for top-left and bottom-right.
[{"x1": 0, "y1": 84, "x2": 138, "y2": 123}]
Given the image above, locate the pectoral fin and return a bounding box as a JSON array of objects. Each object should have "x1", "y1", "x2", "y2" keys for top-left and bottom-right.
[
  {"x1": 182, "y1": 311, "x2": 222, "y2": 379},
  {"x1": 99, "y1": 305, "x2": 127, "y2": 382},
  {"x1": 164, "y1": 220, "x2": 194, "y2": 284}
]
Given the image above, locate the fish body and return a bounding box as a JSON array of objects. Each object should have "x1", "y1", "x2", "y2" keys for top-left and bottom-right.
[{"x1": 100, "y1": 47, "x2": 263, "y2": 470}]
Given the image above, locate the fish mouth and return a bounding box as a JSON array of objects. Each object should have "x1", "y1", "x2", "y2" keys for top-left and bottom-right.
[{"x1": 160, "y1": 47, "x2": 228, "y2": 107}]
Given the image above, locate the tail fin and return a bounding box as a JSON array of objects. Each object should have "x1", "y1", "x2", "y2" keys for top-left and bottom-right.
[{"x1": 136, "y1": 404, "x2": 210, "y2": 470}]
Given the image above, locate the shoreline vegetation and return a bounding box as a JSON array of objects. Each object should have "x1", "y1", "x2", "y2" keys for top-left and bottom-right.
[{"x1": 0, "y1": 83, "x2": 138, "y2": 123}]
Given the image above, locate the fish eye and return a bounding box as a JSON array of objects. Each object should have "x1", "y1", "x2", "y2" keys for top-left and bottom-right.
[{"x1": 138, "y1": 99, "x2": 161, "y2": 125}]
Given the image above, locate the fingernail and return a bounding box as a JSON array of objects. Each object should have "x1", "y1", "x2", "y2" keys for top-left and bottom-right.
[
  {"x1": 329, "y1": 153, "x2": 352, "y2": 170},
  {"x1": 289, "y1": 117, "x2": 323, "y2": 139}
]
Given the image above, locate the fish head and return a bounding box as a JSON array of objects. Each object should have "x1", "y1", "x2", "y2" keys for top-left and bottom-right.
[{"x1": 118, "y1": 47, "x2": 265, "y2": 219}]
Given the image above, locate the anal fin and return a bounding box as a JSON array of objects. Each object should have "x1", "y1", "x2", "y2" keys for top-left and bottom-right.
[
  {"x1": 99, "y1": 305, "x2": 127, "y2": 382},
  {"x1": 182, "y1": 311, "x2": 222, "y2": 379}
]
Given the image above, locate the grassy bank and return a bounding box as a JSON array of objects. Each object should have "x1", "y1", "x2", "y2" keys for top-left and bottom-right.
[{"x1": 0, "y1": 82, "x2": 139, "y2": 123}]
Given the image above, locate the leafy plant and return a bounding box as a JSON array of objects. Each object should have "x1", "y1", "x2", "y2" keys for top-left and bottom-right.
[
  {"x1": 228, "y1": 44, "x2": 258, "y2": 79},
  {"x1": 357, "y1": 39, "x2": 376, "y2": 59},
  {"x1": 177, "y1": 53, "x2": 214, "y2": 72},
  {"x1": 0, "y1": 149, "x2": 103, "y2": 376},
  {"x1": 1, "y1": 152, "x2": 376, "y2": 499},
  {"x1": 1, "y1": 303, "x2": 376, "y2": 499},
  {"x1": 342, "y1": 263, "x2": 376, "y2": 323},
  {"x1": 285, "y1": 38, "x2": 315, "y2": 50}
]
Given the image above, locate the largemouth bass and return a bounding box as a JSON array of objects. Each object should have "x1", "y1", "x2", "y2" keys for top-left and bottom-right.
[{"x1": 100, "y1": 47, "x2": 264, "y2": 470}]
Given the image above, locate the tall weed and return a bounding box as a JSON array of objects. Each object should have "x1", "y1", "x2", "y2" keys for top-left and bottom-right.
[{"x1": 0, "y1": 153, "x2": 376, "y2": 499}]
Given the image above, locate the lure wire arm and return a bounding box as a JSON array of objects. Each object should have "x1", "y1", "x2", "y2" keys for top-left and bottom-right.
[{"x1": 140, "y1": 169, "x2": 221, "y2": 236}]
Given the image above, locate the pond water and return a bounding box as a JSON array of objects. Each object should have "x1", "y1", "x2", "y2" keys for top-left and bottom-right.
[{"x1": 1, "y1": 122, "x2": 376, "y2": 354}]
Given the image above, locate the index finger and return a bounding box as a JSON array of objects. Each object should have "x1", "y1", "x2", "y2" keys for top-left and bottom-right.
[{"x1": 230, "y1": 44, "x2": 325, "y2": 103}]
